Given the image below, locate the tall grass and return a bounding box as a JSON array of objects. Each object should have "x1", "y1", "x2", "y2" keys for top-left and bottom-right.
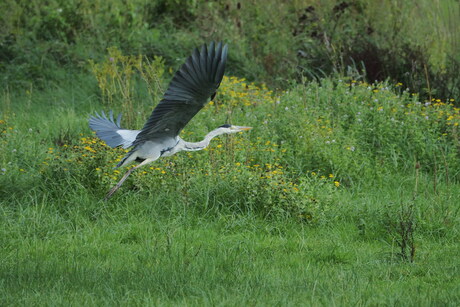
[{"x1": 1, "y1": 67, "x2": 459, "y2": 304}]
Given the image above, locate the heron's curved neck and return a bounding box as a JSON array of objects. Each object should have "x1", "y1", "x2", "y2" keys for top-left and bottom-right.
[{"x1": 180, "y1": 129, "x2": 225, "y2": 152}]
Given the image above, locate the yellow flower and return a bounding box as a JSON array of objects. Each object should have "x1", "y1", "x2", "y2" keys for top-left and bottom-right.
[
  {"x1": 84, "y1": 146, "x2": 96, "y2": 153},
  {"x1": 334, "y1": 181, "x2": 340, "y2": 187}
]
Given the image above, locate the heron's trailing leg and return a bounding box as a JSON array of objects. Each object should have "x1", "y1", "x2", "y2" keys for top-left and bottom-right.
[{"x1": 104, "y1": 159, "x2": 153, "y2": 200}]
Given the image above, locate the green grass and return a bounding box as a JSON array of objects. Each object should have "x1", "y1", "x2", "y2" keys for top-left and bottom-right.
[
  {"x1": 1, "y1": 187, "x2": 459, "y2": 305},
  {"x1": 1, "y1": 67, "x2": 459, "y2": 305}
]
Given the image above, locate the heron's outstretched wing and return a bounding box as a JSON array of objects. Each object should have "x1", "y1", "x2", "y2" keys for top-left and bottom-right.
[
  {"x1": 133, "y1": 41, "x2": 228, "y2": 146},
  {"x1": 89, "y1": 111, "x2": 140, "y2": 148}
]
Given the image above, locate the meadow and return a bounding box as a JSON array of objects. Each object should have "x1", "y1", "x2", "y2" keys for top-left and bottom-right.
[
  {"x1": 1, "y1": 0, "x2": 460, "y2": 305},
  {"x1": 1, "y1": 61, "x2": 459, "y2": 304}
]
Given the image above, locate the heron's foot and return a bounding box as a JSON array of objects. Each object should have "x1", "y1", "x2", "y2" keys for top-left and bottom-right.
[
  {"x1": 104, "y1": 184, "x2": 121, "y2": 201},
  {"x1": 103, "y1": 166, "x2": 137, "y2": 201}
]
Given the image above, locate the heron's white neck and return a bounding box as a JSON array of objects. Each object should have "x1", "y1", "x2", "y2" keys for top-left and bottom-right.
[{"x1": 180, "y1": 128, "x2": 227, "y2": 152}]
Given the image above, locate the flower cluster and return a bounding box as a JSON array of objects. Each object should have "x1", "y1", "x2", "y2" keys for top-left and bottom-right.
[{"x1": 211, "y1": 76, "x2": 276, "y2": 108}]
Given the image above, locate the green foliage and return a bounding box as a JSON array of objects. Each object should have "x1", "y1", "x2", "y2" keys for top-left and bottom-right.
[
  {"x1": 1, "y1": 71, "x2": 459, "y2": 304},
  {"x1": 1, "y1": 3, "x2": 460, "y2": 301},
  {"x1": 2, "y1": 0, "x2": 460, "y2": 102},
  {"x1": 3, "y1": 73, "x2": 458, "y2": 222}
]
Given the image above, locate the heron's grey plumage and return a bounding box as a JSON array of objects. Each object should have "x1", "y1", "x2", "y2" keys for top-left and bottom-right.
[
  {"x1": 89, "y1": 111, "x2": 139, "y2": 149},
  {"x1": 88, "y1": 42, "x2": 252, "y2": 200},
  {"x1": 118, "y1": 41, "x2": 228, "y2": 167},
  {"x1": 136, "y1": 42, "x2": 227, "y2": 141}
]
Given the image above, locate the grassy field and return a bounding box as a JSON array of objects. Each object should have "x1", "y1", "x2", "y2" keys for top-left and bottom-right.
[{"x1": 1, "y1": 61, "x2": 459, "y2": 305}]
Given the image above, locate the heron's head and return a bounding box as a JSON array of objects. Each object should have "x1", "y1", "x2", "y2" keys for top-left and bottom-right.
[{"x1": 218, "y1": 124, "x2": 252, "y2": 134}]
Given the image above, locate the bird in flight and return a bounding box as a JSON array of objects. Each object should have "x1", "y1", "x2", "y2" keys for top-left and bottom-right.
[{"x1": 89, "y1": 42, "x2": 252, "y2": 199}]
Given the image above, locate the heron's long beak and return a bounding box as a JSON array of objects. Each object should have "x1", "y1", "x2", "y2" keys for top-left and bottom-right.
[{"x1": 237, "y1": 126, "x2": 253, "y2": 131}]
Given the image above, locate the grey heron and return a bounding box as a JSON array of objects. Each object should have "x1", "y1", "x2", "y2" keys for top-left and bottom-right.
[{"x1": 89, "y1": 42, "x2": 252, "y2": 199}]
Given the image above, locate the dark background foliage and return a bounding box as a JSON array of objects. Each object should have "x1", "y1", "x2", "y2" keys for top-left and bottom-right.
[{"x1": 1, "y1": 0, "x2": 459, "y2": 102}]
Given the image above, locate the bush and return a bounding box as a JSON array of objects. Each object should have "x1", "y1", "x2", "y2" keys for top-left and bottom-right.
[{"x1": 14, "y1": 69, "x2": 456, "y2": 221}]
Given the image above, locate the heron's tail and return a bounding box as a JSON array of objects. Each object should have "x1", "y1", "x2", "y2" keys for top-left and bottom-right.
[{"x1": 89, "y1": 110, "x2": 139, "y2": 148}]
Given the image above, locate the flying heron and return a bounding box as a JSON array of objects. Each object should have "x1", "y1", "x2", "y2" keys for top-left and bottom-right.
[{"x1": 89, "y1": 42, "x2": 252, "y2": 199}]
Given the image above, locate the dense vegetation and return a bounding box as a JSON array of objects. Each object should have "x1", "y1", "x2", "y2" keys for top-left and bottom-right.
[
  {"x1": 1, "y1": 0, "x2": 459, "y2": 305},
  {"x1": 2, "y1": 0, "x2": 460, "y2": 101}
]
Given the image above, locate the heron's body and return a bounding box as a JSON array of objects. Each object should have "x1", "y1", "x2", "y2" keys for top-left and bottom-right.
[{"x1": 89, "y1": 42, "x2": 252, "y2": 199}]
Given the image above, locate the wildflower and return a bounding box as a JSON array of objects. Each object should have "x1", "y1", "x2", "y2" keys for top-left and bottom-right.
[
  {"x1": 346, "y1": 146, "x2": 356, "y2": 151},
  {"x1": 334, "y1": 181, "x2": 340, "y2": 187}
]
